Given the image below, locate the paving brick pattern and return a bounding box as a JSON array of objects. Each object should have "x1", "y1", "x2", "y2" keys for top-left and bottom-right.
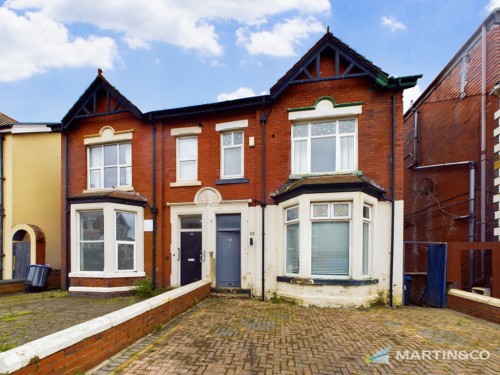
[
  {"x1": 0, "y1": 291, "x2": 143, "y2": 347},
  {"x1": 92, "y1": 299, "x2": 499, "y2": 375}
]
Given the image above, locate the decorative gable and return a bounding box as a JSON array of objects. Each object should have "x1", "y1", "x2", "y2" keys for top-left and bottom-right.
[
  {"x1": 62, "y1": 71, "x2": 142, "y2": 130},
  {"x1": 271, "y1": 31, "x2": 421, "y2": 98}
]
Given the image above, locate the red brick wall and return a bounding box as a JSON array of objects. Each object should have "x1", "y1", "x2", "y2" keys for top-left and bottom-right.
[
  {"x1": 63, "y1": 66, "x2": 405, "y2": 290},
  {"x1": 0, "y1": 280, "x2": 25, "y2": 294},
  {"x1": 61, "y1": 110, "x2": 161, "y2": 289},
  {"x1": 404, "y1": 25, "x2": 500, "y2": 244},
  {"x1": 448, "y1": 293, "x2": 500, "y2": 324},
  {"x1": 12, "y1": 282, "x2": 211, "y2": 375}
]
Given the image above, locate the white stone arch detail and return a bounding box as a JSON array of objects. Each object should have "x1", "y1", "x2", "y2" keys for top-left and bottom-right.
[
  {"x1": 194, "y1": 187, "x2": 222, "y2": 206},
  {"x1": 10, "y1": 223, "x2": 41, "y2": 266}
]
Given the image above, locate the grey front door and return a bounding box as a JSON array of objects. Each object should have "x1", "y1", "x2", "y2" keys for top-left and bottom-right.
[
  {"x1": 216, "y1": 214, "x2": 241, "y2": 288},
  {"x1": 13, "y1": 242, "x2": 30, "y2": 279}
]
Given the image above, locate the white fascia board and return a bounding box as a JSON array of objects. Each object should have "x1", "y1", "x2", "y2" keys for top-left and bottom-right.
[{"x1": 10, "y1": 125, "x2": 52, "y2": 134}]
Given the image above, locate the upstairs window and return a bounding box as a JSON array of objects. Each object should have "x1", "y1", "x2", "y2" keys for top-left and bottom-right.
[
  {"x1": 221, "y1": 131, "x2": 244, "y2": 178},
  {"x1": 177, "y1": 137, "x2": 198, "y2": 181},
  {"x1": 88, "y1": 143, "x2": 131, "y2": 189},
  {"x1": 292, "y1": 119, "x2": 356, "y2": 174}
]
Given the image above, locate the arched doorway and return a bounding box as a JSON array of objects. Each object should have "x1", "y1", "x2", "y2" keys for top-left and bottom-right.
[
  {"x1": 11, "y1": 224, "x2": 46, "y2": 279},
  {"x1": 12, "y1": 230, "x2": 30, "y2": 279}
]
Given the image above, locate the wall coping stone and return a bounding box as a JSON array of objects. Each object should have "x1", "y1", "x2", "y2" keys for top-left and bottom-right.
[
  {"x1": 0, "y1": 279, "x2": 211, "y2": 374},
  {"x1": 448, "y1": 288, "x2": 500, "y2": 308}
]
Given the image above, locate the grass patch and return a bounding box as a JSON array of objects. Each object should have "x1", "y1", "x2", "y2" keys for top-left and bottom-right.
[
  {"x1": 47, "y1": 290, "x2": 69, "y2": 298},
  {"x1": 0, "y1": 343, "x2": 17, "y2": 352},
  {"x1": 133, "y1": 278, "x2": 166, "y2": 298},
  {"x1": 0, "y1": 310, "x2": 32, "y2": 322}
]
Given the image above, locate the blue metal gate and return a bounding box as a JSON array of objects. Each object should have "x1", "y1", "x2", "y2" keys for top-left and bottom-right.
[{"x1": 425, "y1": 244, "x2": 447, "y2": 308}]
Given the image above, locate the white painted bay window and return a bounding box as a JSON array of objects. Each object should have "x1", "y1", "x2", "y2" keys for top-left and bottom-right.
[
  {"x1": 311, "y1": 203, "x2": 350, "y2": 276},
  {"x1": 362, "y1": 205, "x2": 372, "y2": 276},
  {"x1": 71, "y1": 202, "x2": 144, "y2": 277},
  {"x1": 285, "y1": 206, "x2": 300, "y2": 274}
]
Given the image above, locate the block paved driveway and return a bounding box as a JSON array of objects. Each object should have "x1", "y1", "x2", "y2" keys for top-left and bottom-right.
[{"x1": 92, "y1": 298, "x2": 499, "y2": 375}]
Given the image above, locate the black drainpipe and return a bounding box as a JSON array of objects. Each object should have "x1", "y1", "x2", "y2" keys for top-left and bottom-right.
[
  {"x1": 260, "y1": 110, "x2": 268, "y2": 301},
  {"x1": 150, "y1": 116, "x2": 158, "y2": 288},
  {"x1": 0, "y1": 133, "x2": 4, "y2": 280},
  {"x1": 64, "y1": 132, "x2": 70, "y2": 290},
  {"x1": 389, "y1": 92, "x2": 396, "y2": 307}
]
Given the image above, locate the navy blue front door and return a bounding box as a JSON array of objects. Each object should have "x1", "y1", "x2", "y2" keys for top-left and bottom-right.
[{"x1": 180, "y1": 231, "x2": 202, "y2": 286}]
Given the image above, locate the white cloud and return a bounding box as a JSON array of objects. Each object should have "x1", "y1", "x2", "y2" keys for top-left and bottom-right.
[
  {"x1": 237, "y1": 16, "x2": 324, "y2": 57},
  {"x1": 487, "y1": 0, "x2": 500, "y2": 11},
  {"x1": 1, "y1": 0, "x2": 330, "y2": 81},
  {"x1": 403, "y1": 85, "x2": 422, "y2": 113},
  {"x1": 381, "y1": 16, "x2": 407, "y2": 32},
  {"x1": 217, "y1": 87, "x2": 257, "y2": 102},
  {"x1": 0, "y1": 8, "x2": 117, "y2": 82}
]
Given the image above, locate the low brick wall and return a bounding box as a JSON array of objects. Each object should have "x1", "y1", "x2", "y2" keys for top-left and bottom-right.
[
  {"x1": 0, "y1": 279, "x2": 25, "y2": 295},
  {"x1": 0, "y1": 279, "x2": 211, "y2": 374},
  {"x1": 448, "y1": 289, "x2": 500, "y2": 324}
]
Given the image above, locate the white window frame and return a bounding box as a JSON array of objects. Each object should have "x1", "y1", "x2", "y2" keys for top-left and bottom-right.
[
  {"x1": 310, "y1": 202, "x2": 352, "y2": 278},
  {"x1": 78, "y1": 210, "x2": 105, "y2": 272},
  {"x1": 362, "y1": 204, "x2": 372, "y2": 277},
  {"x1": 70, "y1": 202, "x2": 145, "y2": 278},
  {"x1": 176, "y1": 136, "x2": 198, "y2": 182},
  {"x1": 115, "y1": 211, "x2": 137, "y2": 271},
  {"x1": 291, "y1": 119, "x2": 357, "y2": 175},
  {"x1": 285, "y1": 206, "x2": 300, "y2": 275},
  {"x1": 87, "y1": 142, "x2": 132, "y2": 190},
  {"x1": 221, "y1": 131, "x2": 244, "y2": 179}
]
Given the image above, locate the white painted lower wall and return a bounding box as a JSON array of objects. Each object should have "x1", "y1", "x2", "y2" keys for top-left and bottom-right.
[{"x1": 169, "y1": 187, "x2": 404, "y2": 308}]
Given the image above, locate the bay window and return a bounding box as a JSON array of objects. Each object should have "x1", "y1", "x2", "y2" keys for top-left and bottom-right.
[
  {"x1": 362, "y1": 205, "x2": 371, "y2": 276},
  {"x1": 311, "y1": 203, "x2": 350, "y2": 276},
  {"x1": 285, "y1": 206, "x2": 300, "y2": 274},
  {"x1": 116, "y1": 211, "x2": 136, "y2": 271},
  {"x1": 72, "y1": 202, "x2": 144, "y2": 276},
  {"x1": 292, "y1": 119, "x2": 356, "y2": 174},
  {"x1": 79, "y1": 211, "x2": 105, "y2": 271}
]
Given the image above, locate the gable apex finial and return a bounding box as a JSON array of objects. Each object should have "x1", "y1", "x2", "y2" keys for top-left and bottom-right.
[{"x1": 327, "y1": 25, "x2": 330, "y2": 33}]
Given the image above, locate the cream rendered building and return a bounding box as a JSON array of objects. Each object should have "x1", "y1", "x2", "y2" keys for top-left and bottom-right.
[{"x1": 0, "y1": 117, "x2": 61, "y2": 281}]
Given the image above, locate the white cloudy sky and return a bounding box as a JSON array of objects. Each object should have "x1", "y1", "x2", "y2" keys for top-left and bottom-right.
[{"x1": 0, "y1": 0, "x2": 498, "y2": 121}]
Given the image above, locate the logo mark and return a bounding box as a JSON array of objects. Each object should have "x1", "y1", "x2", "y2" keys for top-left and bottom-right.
[{"x1": 365, "y1": 347, "x2": 392, "y2": 364}]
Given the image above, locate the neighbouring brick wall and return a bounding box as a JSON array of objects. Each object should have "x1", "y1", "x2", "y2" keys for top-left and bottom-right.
[
  {"x1": 448, "y1": 290, "x2": 500, "y2": 324},
  {"x1": 8, "y1": 281, "x2": 211, "y2": 375},
  {"x1": 0, "y1": 279, "x2": 25, "y2": 295}
]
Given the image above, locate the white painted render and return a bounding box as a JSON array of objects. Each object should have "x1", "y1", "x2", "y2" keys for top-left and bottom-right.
[{"x1": 168, "y1": 187, "x2": 404, "y2": 307}]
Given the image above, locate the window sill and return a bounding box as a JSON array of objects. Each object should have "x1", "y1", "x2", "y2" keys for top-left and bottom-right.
[
  {"x1": 216, "y1": 178, "x2": 249, "y2": 185},
  {"x1": 69, "y1": 271, "x2": 146, "y2": 278},
  {"x1": 170, "y1": 181, "x2": 202, "y2": 187},
  {"x1": 277, "y1": 276, "x2": 378, "y2": 286},
  {"x1": 289, "y1": 171, "x2": 362, "y2": 180},
  {"x1": 83, "y1": 186, "x2": 134, "y2": 193}
]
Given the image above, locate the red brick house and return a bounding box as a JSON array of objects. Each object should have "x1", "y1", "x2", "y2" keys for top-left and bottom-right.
[
  {"x1": 404, "y1": 9, "x2": 500, "y2": 291},
  {"x1": 61, "y1": 32, "x2": 420, "y2": 307}
]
